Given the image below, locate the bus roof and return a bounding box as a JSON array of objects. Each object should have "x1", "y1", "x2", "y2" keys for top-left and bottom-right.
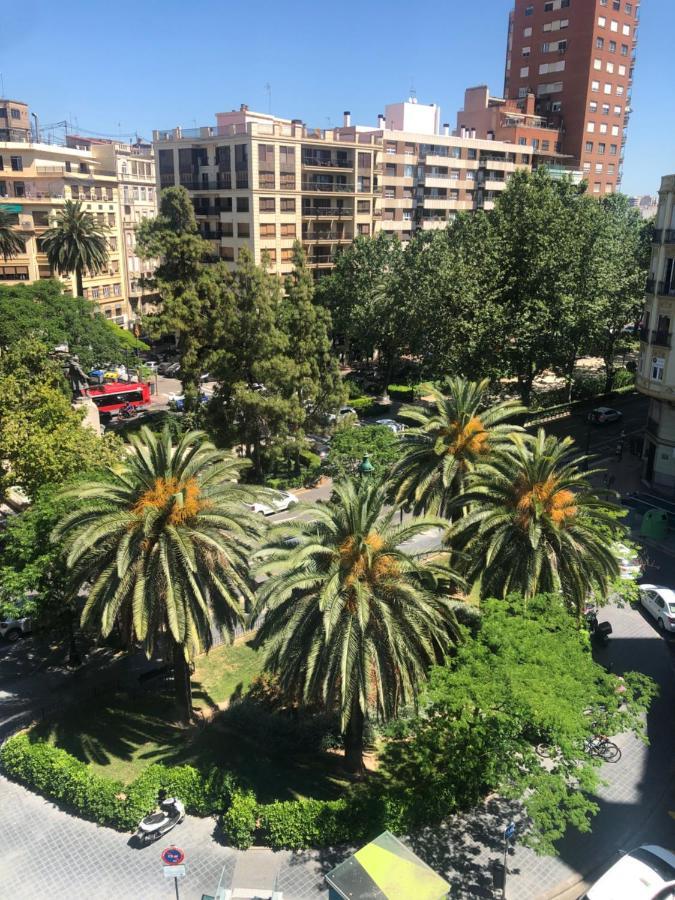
[{"x1": 87, "y1": 381, "x2": 149, "y2": 394}]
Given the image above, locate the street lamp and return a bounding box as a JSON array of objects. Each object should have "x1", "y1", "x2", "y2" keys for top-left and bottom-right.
[{"x1": 358, "y1": 453, "x2": 374, "y2": 477}]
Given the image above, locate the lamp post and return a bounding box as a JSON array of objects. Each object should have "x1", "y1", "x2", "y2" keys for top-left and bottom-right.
[{"x1": 358, "y1": 453, "x2": 374, "y2": 478}]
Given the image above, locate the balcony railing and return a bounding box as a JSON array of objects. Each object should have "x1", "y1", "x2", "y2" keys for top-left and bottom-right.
[
  {"x1": 651, "y1": 330, "x2": 672, "y2": 347},
  {"x1": 665, "y1": 229, "x2": 675, "y2": 243},
  {"x1": 180, "y1": 178, "x2": 233, "y2": 191},
  {"x1": 645, "y1": 278, "x2": 656, "y2": 293},
  {"x1": 657, "y1": 281, "x2": 675, "y2": 297},
  {"x1": 302, "y1": 157, "x2": 353, "y2": 169},
  {"x1": 308, "y1": 254, "x2": 335, "y2": 264},
  {"x1": 302, "y1": 231, "x2": 352, "y2": 241},
  {"x1": 652, "y1": 229, "x2": 663, "y2": 244},
  {"x1": 302, "y1": 207, "x2": 353, "y2": 217},
  {"x1": 639, "y1": 326, "x2": 650, "y2": 343},
  {"x1": 302, "y1": 180, "x2": 354, "y2": 192},
  {"x1": 35, "y1": 166, "x2": 65, "y2": 176}
]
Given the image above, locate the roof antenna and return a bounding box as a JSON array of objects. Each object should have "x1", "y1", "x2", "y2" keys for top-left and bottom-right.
[
  {"x1": 410, "y1": 78, "x2": 417, "y2": 101},
  {"x1": 265, "y1": 82, "x2": 272, "y2": 114}
]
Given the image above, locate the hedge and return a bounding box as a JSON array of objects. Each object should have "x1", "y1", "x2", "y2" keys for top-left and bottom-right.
[
  {"x1": 1, "y1": 733, "x2": 391, "y2": 850},
  {"x1": 387, "y1": 385, "x2": 414, "y2": 402},
  {"x1": 0, "y1": 733, "x2": 238, "y2": 831}
]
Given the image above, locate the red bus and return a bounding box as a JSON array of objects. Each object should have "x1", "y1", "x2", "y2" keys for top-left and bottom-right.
[{"x1": 87, "y1": 381, "x2": 151, "y2": 416}]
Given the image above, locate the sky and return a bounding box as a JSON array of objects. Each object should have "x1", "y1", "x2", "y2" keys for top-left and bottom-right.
[{"x1": 2, "y1": 0, "x2": 672, "y2": 197}]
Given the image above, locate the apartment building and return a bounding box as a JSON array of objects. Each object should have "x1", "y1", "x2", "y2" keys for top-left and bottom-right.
[
  {"x1": 0, "y1": 99, "x2": 31, "y2": 143},
  {"x1": 504, "y1": 0, "x2": 640, "y2": 194},
  {"x1": 154, "y1": 105, "x2": 380, "y2": 277},
  {"x1": 354, "y1": 99, "x2": 535, "y2": 238},
  {"x1": 0, "y1": 143, "x2": 129, "y2": 323},
  {"x1": 637, "y1": 175, "x2": 675, "y2": 489},
  {"x1": 66, "y1": 135, "x2": 158, "y2": 317}
]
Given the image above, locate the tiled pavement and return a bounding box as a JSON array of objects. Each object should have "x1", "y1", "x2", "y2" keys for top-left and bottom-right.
[{"x1": 1, "y1": 601, "x2": 673, "y2": 899}]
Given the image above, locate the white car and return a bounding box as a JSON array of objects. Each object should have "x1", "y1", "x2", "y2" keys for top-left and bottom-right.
[
  {"x1": 249, "y1": 491, "x2": 299, "y2": 516},
  {"x1": 580, "y1": 844, "x2": 675, "y2": 899},
  {"x1": 0, "y1": 617, "x2": 32, "y2": 642},
  {"x1": 375, "y1": 418, "x2": 405, "y2": 434},
  {"x1": 638, "y1": 585, "x2": 675, "y2": 633},
  {"x1": 613, "y1": 542, "x2": 643, "y2": 580}
]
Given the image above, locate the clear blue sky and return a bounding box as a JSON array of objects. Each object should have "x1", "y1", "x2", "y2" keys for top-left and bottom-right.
[{"x1": 2, "y1": 0, "x2": 671, "y2": 196}]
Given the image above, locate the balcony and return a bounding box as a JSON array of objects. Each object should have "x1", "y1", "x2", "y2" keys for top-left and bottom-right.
[
  {"x1": 665, "y1": 230, "x2": 675, "y2": 243},
  {"x1": 302, "y1": 180, "x2": 354, "y2": 193},
  {"x1": 179, "y1": 178, "x2": 232, "y2": 191},
  {"x1": 652, "y1": 229, "x2": 663, "y2": 244},
  {"x1": 308, "y1": 254, "x2": 335, "y2": 265},
  {"x1": 645, "y1": 278, "x2": 656, "y2": 293},
  {"x1": 657, "y1": 282, "x2": 675, "y2": 297},
  {"x1": 302, "y1": 157, "x2": 353, "y2": 170},
  {"x1": 302, "y1": 231, "x2": 352, "y2": 241},
  {"x1": 651, "y1": 330, "x2": 672, "y2": 348},
  {"x1": 302, "y1": 206, "x2": 353, "y2": 218},
  {"x1": 639, "y1": 326, "x2": 650, "y2": 343},
  {"x1": 35, "y1": 166, "x2": 65, "y2": 176}
]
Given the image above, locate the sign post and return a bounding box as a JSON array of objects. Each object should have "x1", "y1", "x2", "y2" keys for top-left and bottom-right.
[
  {"x1": 502, "y1": 822, "x2": 517, "y2": 898},
  {"x1": 161, "y1": 846, "x2": 186, "y2": 900}
]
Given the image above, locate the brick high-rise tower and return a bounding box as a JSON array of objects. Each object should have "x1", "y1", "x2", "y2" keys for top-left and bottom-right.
[{"x1": 504, "y1": 0, "x2": 639, "y2": 195}]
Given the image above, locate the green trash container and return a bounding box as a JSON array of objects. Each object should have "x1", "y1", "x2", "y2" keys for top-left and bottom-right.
[{"x1": 640, "y1": 508, "x2": 668, "y2": 540}]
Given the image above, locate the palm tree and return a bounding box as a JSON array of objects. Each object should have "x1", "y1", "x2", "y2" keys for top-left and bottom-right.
[
  {"x1": 252, "y1": 477, "x2": 461, "y2": 774},
  {"x1": 41, "y1": 200, "x2": 109, "y2": 297},
  {"x1": 446, "y1": 429, "x2": 620, "y2": 617},
  {"x1": 0, "y1": 209, "x2": 25, "y2": 260},
  {"x1": 52, "y1": 426, "x2": 264, "y2": 724},
  {"x1": 390, "y1": 376, "x2": 525, "y2": 517}
]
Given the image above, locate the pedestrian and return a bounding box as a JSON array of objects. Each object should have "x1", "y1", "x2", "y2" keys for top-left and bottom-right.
[
  {"x1": 607, "y1": 474, "x2": 616, "y2": 491},
  {"x1": 615, "y1": 440, "x2": 624, "y2": 461}
]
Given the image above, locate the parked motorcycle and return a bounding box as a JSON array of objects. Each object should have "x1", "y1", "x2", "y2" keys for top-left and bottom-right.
[
  {"x1": 584, "y1": 606, "x2": 613, "y2": 646},
  {"x1": 135, "y1": 797, "x2": 185, "y2": 845}
]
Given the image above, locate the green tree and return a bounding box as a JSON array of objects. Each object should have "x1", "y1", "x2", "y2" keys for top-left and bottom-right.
[
  {"x1": 447, "y1": 429, "x2": 620, "y2": 615},
  {"x1": 136, "y1": 186, "x2": 233, "y2": 408},
  {"x1": 390, "y1": 376, "x2": 524, "y2": 517},
  {"x1": 280, "y1": 244, "x2": 344, "y2": 431},
  {"x1": 52, "y1": 426, "x2": 264, "y2": 724},
  {"x1": 0, "y1": 280, "x2": 146, "y2": 368},
  {"x1": 41, "y1": 201, "x2": 109, "y2": 298},
  {"x1": 327, "y1": 424, "x2": 404, "y2": 480},
  {"x1": 379, "y1": 593, "x2": 656, "y2": 854},
  {"x1": 316, "y1": 233, "x2": 405, "y2": 378},
  {"x1": 0, "y1": 209, "x2": 25, "y2": 260},
  {"x1": 252, "y1": 477, "x2": 460, "y2": 773},
  {"x1": 210, "y1": 248, "x2": 303, "y2": 479},
  {"x1": 0, "y1": 339, "x2": 123, "y2": 497}
]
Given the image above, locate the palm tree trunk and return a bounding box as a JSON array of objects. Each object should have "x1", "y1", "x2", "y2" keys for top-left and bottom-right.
[
  {"x1": 75, "y1": 267, "x2": 84, "y2": 299},
  {"x1": 343, "y1": 701, "x2": 365, "y2": 775},
  {"x1": 172, "y1": 639, "x2": 193, "y2": 726}
]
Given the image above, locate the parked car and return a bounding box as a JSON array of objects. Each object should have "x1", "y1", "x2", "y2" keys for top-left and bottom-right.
[
  {"x1": 142, "y1": 360, "x2": 159, "y2": 372},
  {"x1": 579, "y1": 844, "x2": 675, "y2": 899},
  {"x1": 249, "y1": 491, "x2": 299, "y2": 516},
  {"x1": 158, "y1": 360, "x2": 179, "y2": 376},
  {"x1": 375, "y1": 418, "x2": 406, "y2": 434},
  {"x1": 637, "y1": 585, "x2": 675, "y2": 633},
  {"x1": 587, "y1": 406, "x2": 623, "y2": 425},
  {"x1": 0, "y1": 616, "x2": 32, "y2": 642},
  {"x1": 612, "y1": 542, "x2": 643, "y2": 580}
]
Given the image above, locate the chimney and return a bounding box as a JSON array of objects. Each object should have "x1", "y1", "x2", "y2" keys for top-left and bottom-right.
[
  {"x1": 377, "y1": 113, "x2": 385, "y2": 129},
  {"x1": 460, "y1": 127, "x2": 466, "y2": 138},
  {"x1": 343, "y1": 110, "x2": 351, "y2": 127},
  {"x1": 487, "y1": 130, "x2": 495, "y2": 141},
  {"x1": 443, "y1": 123, "x2": 449, "y2": 136},
  {"x1": 240, "y1": 103, "x2": 249, "y2": 112},
  {"x1": 470, "y1": 128, "x2": 477, "y2": 139}
]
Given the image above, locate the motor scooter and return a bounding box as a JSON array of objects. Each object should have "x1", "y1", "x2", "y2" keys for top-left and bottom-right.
[
  {"x1": 584, "y1": 606, "x2": 613, "y2": 646},
  {"x1": 135, "y1": 797, "x2": 185, "y2": 845}
]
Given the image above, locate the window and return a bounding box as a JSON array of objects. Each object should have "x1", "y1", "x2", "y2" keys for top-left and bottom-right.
[
  {"x1": 598, "y1": 142, "x2": 606, "y2": 154},
  {"x1": 107, "y1": 213, "x2": 115, "y2": 226},
  {"x1": 591, "y1": 80, "x2": 600, "y2": 91},
  {"x1": 599, "y1": 123, "x2": 608, "y2": 133},
  {"x1": 609, "y1": 39, "x2": 616, "y2": 51},
  {"x1": 260, "y1": 197, "x2": 275, "y2": 212},
  {"x1": 606, "y1": 61, "x2": 614, "y2": 73},
  {"x1": 610, "y1": 144, "x2": 618, "y2": 155},
  {"x1": 518, "y1": 87, "x2": 528, "y2": 99},
  {"x1": 280, "y1": 197, "x2": 296, "y2": 212},
  {"x1": 598, "y1": 16, "x2": 606, "y2": 26},
  {"x1": 611, "y1": 124, "x2": 620, "y2": 135},
  {"x1": 600, "y1": 0, "x2": 607, "y2": 4},
  {"x1": 280, "y1": 248, "x2": 294, "y2": 262},
  {"x1": 259, "y1": 171, "x2": 275, "y2": 189},
  {"x1": 610, "y1": 19, "x2": 618, "y2": 31},
  {"x1": 220, "y1": 247, "x2": 234, "y2": 262},
  {"x1": 280, "y1": 173, "x2": 295, "y2": 189},
  {"x1": 522, "y1": 47, "x2": 531, "y2": 57},
  {"x1": 604, "y1": 82, "x2": 612, "y2": 94},
  {"x1": 625, "y1": 3, "x2": 633, "y2": 12},
  {"x1": 221, "y1": 222, "x2": 233, "y2": 237},
  {"x1": 258, "y1": 144, "x2": 274, "y2": 164},
  {"x1": 236, "y1": 197, "x2": 249, "y2": 213},
  {"x1": 260, "y1": 223, "x2": 275, "y2": 238},
  {"x1": 651, "y1": 357, "x2": 665, "y2": 381},
  {"x1": 237, "y1": 222, "x2": 250, "y2": 238},
  {"x1": 525, "y1": 4, "x2": 533, "y2": 15},
  {"x1": 585, "y1": 141, "x2": 594, "y2": 152},
  {"x1": 620, "y1": 43, "x2": 628, "y2": 55},
  {"x1": 279, "y1": 145, "x2": 295, "y2": 168},
  {"x1": 614, "y1": 104, "x2": 622, "y2": 114},
  {"x1": 587, "y1": 122, "x2": 596, "y2": 133},
  {"x1": 594, "y1": 58, "x2": 602, "y2": 70},
  {"x1": 357, "y1": 223, "x2": 370, "y2": 236},
  {"x1": 280, "y1": 223, "x2": 296, "y2": 238},
  {"x1": 10, "y1": 156, "x2": 22, "y2": 171},
  {"x1": 10, "y1": 108, "x2": 21, "y2": 119},
  {"x1": 551, "y1": 100, "x2": 562, "y2": 112},
  {"x1": 357, "y1": 152, "x2": 371, "y2": 168},
  {"x1": 536, "y1": 81, "x2": 563, "y2": 95},
  {"x1": 622, "y1": 23, "x2": 630, "y2": 35},
  {"x1": 264, "y1": 249, "x2": 277, "y2": 264},
  {"x1": 583, "y1": 162, "x2": 591, "y2": 173},
  {"x1": 596, "y1": 37, "x2": 605, "y2": 48},
  {"x1": 595, "y1": 163, "x2": 603, "y2": 173},
  {"x1": 539, "y1": 61, "x2": 565, "y2": 74},
  {"x1": 520, "y1": 66, "x2": 529, "y2": 77},
  {"x1": 608, "y1": 163, "x2": 615, "y2": 174},
  {"x1": 542, "y1": 140, "x2": 550, "y2": 151},
  {"x1": 616, "y1": 84, "x2": 624, "y2": 95},
  {"x1": 602, "y1": 103, "x2": 610, "y2": 114},
  {"x1": 593, "y1": 182, "x2": 601, "y2": 194},
  {"x1": 612, "y1": 0, "x2": 620, "y2": 8},
  {"x1": 618, "y1": 64, "x2": 626, "y2": 75},
  {"x1": 523, "y1": 26, "x2": 532, "y2": 36}
]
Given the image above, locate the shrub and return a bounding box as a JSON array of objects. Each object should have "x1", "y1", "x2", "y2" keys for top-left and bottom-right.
[
  {"x1": 387, "y1": 384, "x2": 414, "y2": 403},
  {"x1": 612, "y1": 367, "x2": 635, "y2": 389},
  {"x1": 260, "y1": 797, "x2": 351, "y2": 850},
  {"x1": 349, "y1": 397, "x2": 376, "y2": 416},
  {"x1": 220, "y1": 789, "x2": 258, "y2": 849}
]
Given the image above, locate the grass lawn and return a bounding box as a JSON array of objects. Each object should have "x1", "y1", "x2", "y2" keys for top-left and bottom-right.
[{"x1": 31, "y1": 637, "x2": 350, "y2": 803}]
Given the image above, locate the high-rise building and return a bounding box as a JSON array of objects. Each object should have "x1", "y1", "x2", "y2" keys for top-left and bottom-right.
[
  {"x1": 637, "y1": 175, "x2": 675, "y2": 489},
  {"x1": 153, "y1": 100, "x2": 537, "y2": 274},
  {"x1": 504, "y1": 0, "x2": 640, "y2": 195}
]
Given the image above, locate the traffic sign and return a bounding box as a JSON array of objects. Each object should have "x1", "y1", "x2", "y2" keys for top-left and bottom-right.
[
  {"x1": 505, "y1": 822, "x2": 517, "y2": 842},
  {"x1": 161, "y1": 846, "x2": 185, "y2": 866},
  {"x1": 163, "y1": 864, "x2": 186, "y2": 879}
]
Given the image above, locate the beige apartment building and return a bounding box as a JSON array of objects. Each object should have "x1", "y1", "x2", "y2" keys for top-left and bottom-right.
[
  {"x1": 153, "y1": 99, "x2": 539, "y2": 275},
  {"x1": 637, "y1": 174, "x2": 675, "y2": 489},
  {"x1": 154, "y1": 106, "x2": 380, "y2": 277}
]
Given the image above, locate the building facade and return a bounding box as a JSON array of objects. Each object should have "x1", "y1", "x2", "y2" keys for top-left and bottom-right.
[
  {"x1": 154, "y1": 100, "x2": 537, "y2": 273},
  {"x1": 504, "y1": 0, "x2": 639, "y2": 194},
  {"x1": 636, "y1": 175, "x2": 675, "y2": 489}
]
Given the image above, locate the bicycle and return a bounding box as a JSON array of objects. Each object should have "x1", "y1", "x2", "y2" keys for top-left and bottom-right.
[{"x1": 584, "y1": 734, "x2": 622, "y2": 762}]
